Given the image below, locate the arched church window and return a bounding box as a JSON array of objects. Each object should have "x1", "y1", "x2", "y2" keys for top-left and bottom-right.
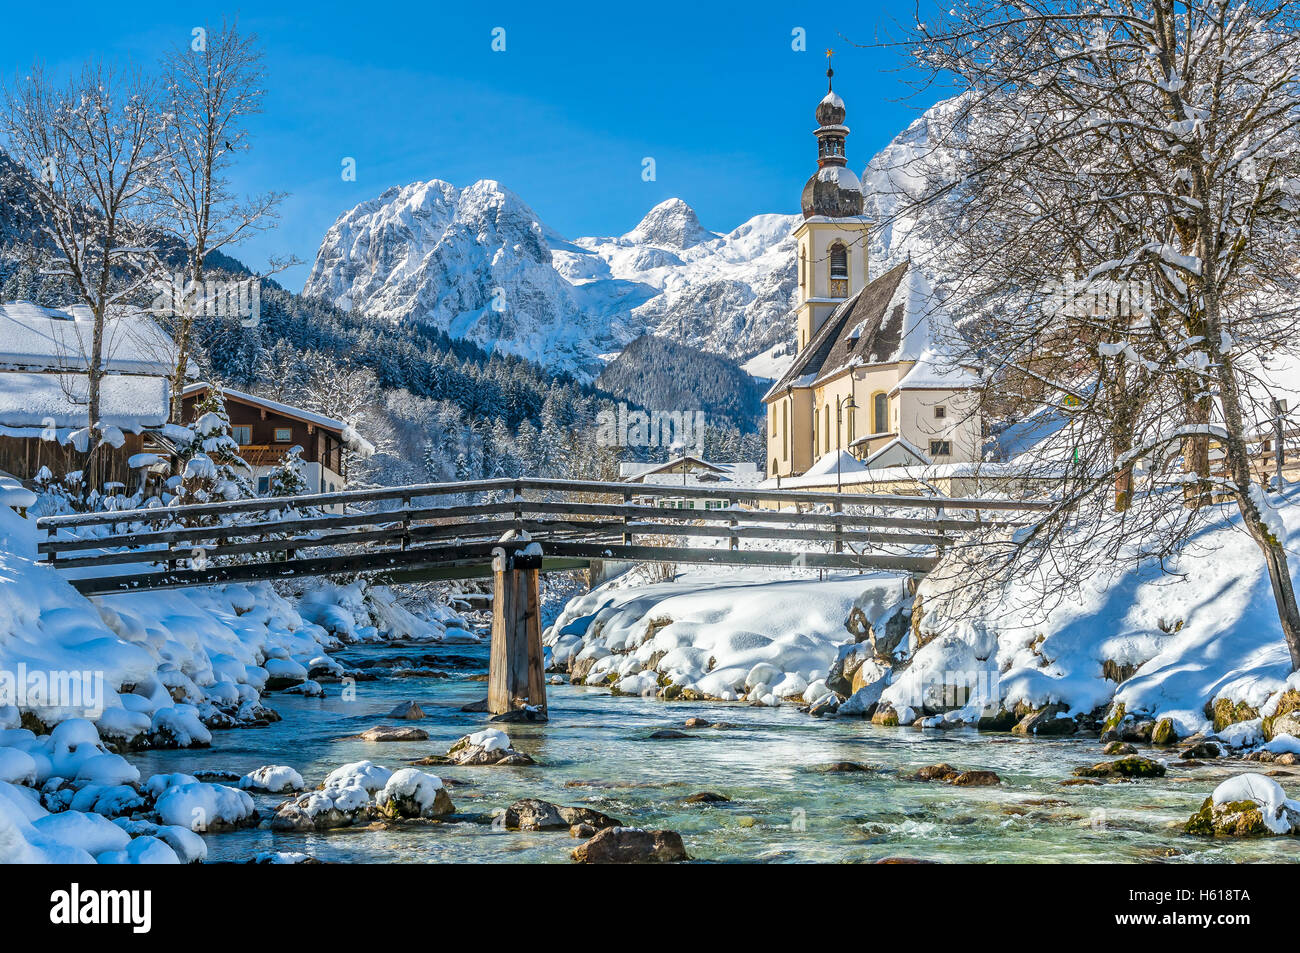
[{"x1": 873, "y1": 392, "x2": 888, "y2": 434}]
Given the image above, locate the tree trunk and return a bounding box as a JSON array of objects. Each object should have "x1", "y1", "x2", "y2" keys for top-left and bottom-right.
[{"x1": 1217, "y1": 352, "x2": 1300, "y2": 670}]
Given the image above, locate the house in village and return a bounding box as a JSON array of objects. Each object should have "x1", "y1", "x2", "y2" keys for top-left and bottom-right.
[
  {"x1": 762, "y1": 67, "x2": 983, "y2": 487},
  {"x1": 181, "y1": 383, "x2": 367, "y2": 496},
  {"x1": 0, "y1": 301, "x2": 179, "y2": 490},
  {"x1": 619, "y1": 456, "x2": 762, "y2": 509},
  {"x1": 0, "y1": 300, "x2": 368, "y2": 498}
]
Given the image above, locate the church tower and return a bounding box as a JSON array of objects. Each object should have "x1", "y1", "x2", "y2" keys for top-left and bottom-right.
[{"x1": 792, "y1": 56, "x2": 871, "y2": 351}]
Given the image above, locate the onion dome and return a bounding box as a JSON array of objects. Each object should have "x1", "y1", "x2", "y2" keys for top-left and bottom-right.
[{"x1": 801, "y1": 57, "x2": 863, "y2": 219}]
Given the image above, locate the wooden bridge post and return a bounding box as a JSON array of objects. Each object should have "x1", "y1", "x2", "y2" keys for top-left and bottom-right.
[
  {"x1": 487, "y1": 545, "x2": 547, "y2": 719},
  {"x1": 833, "y1": 499, "x2": 844, "y2": 554}
]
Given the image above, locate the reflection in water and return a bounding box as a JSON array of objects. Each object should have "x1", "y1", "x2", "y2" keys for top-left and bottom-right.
[{"x1": 127, "y1": 642, "x2": 1300, "y2": 863}]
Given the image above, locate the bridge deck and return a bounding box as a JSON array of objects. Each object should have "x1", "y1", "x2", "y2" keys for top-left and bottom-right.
[{"x1": 35, "y1": 477, "x2": 1051, "y2": 596}]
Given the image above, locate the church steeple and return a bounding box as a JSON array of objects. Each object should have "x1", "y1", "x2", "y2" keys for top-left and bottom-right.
[{"x1": 801, "y1": 53, "x2": 863, "y2": 219}]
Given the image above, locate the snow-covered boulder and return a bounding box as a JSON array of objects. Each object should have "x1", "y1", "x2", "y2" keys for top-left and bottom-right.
[
  {"x1": 239, "y1": 765, "x2": 305, "y2": 793},
  {"x1": 154, "y1": 781, "x2": 257, "y2": 832},
  {"x1": 1186, "y1": 773, "x2": 1300, "y2": 836},
  {"x1": 445, "y1": 729, "x2": 534, "y2": 766},
  {"x1": 375, "y1": 768, "x2": 454, "y2": 818}
]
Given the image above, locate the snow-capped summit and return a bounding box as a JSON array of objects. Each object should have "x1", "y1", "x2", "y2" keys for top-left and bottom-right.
[
  {"x1": 621, "y1": 198, "x2": 716, "y2": 250},
  {"x1": 304, "y1": 184, "x2": 797, "y2": 378},
  {"x1": 300, "y1": 97, "x2": 961, "y2": 381}
]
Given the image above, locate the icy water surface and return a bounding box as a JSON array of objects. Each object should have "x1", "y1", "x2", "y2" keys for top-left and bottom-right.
[{"x1": 129, "y1": 640, "x2": 1300, "y2": 863}]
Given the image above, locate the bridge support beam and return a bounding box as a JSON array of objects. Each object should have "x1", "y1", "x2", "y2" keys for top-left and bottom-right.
[{"x1": 487, "y1": 546, "x2": 547, "y2": 719}]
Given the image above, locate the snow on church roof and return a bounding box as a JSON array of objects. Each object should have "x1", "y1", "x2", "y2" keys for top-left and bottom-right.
[
  {"x1": 0, "y1": 301, "x2": 178, "y2": 376},
  {"x1": 765, "y1": 263, "x2": 980, "y2": 398}
]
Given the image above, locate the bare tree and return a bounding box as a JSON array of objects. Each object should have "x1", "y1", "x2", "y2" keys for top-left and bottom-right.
[
  {"x1": 0, "y1": 61, "x2": 169, "y2": 468},
  {"x1": 158, "y1": 18, "x2": 284, "y2": 420},
  {"x1": 874, "y1": 0, "x2": 1300, "y2": 668}
]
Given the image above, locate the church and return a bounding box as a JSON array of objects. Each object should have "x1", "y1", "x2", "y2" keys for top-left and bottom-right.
[{"x1": 762, "y1": 64, "x2": 983, "y2": 482}]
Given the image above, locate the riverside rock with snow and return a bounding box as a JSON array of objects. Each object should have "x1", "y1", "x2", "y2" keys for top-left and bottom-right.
[{"x1": 1185, "y1": 774, "x2": 1300, "y2": 837}]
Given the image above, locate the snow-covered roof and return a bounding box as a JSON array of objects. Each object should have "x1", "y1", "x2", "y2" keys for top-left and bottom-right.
[
  {"x1": 862, "y1": 436, "x2": 930, "y2": 469},
  {"x1": 621, "y1": 457, "x2": 763, "y2": 488},
  {"x1": 802, "y1": 449, "x2": 865, "y2": 478},
  {"x1": 182, "y1": 383, "x2": 375, "y2": 456},
  {"x1": 0, "y1": 301, "x2": 179, "y2": 377},
  {"x1": 0, "y1": 371, "x2": 169, "y2": 437}
]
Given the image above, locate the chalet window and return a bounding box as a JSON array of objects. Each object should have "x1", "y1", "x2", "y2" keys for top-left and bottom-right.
[
  {"x1": 232, "y1": 425, "x2": 252, "y2": 444},
  {"x1": 257, "y1": 476, "x2": 269, "y2": 494},
  {"x1": 273, "y1": 427, "x2": 292, "y2": 442},
  {"x1": 934, "y1": 405, "x2": 947, "y2": 419},
  {"x1": 930, "y1": 440, "x2": 952, "y2": 457}
]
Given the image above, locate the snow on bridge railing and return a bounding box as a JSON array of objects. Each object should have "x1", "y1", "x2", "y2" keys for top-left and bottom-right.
[{"x1": 34, "y1": 476, "x2": 1054, "y2": 532}]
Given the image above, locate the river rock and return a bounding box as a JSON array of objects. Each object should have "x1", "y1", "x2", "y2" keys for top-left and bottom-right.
[
  {"x1": 570, "y1": 823, "x2": 597, "y2": 838},
  {"x1": 374, "y1": 768, "x2": 454, "y2": 819},
  {"x1": 446, "y1": 728, "x2": 535, "y2": 766},
  {"x1": 1011, "y1": 703, "x2": 1076, "y2": 736},
  {"x1": 503, "y1": 798, "x2": 567, "y2": 830},
  {"x1": 684, "y1": 792, "x2": 730, "y2": 803},
  {"x1": 1268, "y1": 711, "x2": 1300, "y2": 742},
  {"x1": 1180, "y1": 741, "x2": 1221, "y2": 760},
  {"x1": 358, "y1": 725, "x2": 428, "y2": 743},
  {"x1": 976, "y1": 706, "x2": 1018, "y2": 732},
  {"x1": 684, "y1": 717, "x2": 711, "y2": 728},
  {"x1": 386, "y1": 701, "x2": 426, "y2": 720},
  {"x1": 950, "y1": 770, "x2": 1001, "y2": 786},
  {"x1": 809, "y1": 761, "x2": 874, "y2": 773},
  {"x1": 570, "y1": 827, "x2": 689, "y2": 864},
  {"x1": 502, "y1": 799, "x2": 622, "y2": 832},
  {"x1": 1184, "y1": 774, "x2": 1300, "y2": 836},
  {"x1": 1072, "y1": 756, "x2": 1166, "y2": 779},
  {"x1": 1151, "y1": 718, "x2": 1180, "y2": 746},
  {"x1": 648, "y1": 729, "x2": 689, "y2": 739},
  {"x1": 558, "y1": 805, "x2": 623, "y2": 829},
  {"x1": 1103, "y1": 741, "x2": 1137, "y2": 755},
  {"x1": 808, "y1": 692, "x2": 844, "y2": 717}
]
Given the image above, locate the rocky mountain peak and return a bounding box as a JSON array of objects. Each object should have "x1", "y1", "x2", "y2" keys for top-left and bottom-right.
[{"x1": 623, "y1": 198, "x2": 714, "y2": 250}]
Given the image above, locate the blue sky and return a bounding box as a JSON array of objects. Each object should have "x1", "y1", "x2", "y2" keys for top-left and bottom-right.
[{"x1": 0, "y1": 1, "x2": 942, "y2": 289}]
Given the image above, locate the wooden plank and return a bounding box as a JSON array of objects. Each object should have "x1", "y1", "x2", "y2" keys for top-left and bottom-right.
[
  {"x1": 38, "y1": 500, "x2": 519, "y2": 555},
  {"x1": 65, "y1": 535, "x2": 935, "y2": 595},
  {"x1": 37, "y1": 474, "x2": 1051, "y2": 532},
  {"x1": 52, "y1": 515, "x2": 945, "y2": 571}
]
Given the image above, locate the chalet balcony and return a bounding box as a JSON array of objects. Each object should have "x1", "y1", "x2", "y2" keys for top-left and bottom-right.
[{"x1": 238, "y1": 444, "x2": 290, "y2": 467}]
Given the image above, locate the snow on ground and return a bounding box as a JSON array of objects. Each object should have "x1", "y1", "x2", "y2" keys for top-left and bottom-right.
[
  {"x1": 546, "y1": 566, "x2": 910, "y2": 705},
  {"x1": 0, "y1": 496, "x2": 469, "y2": 863},
  {"x1": 881, "y1": 486, "x2": 1300, "y2": 735}
]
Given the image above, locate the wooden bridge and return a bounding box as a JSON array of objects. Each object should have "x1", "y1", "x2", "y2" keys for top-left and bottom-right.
[{"x1": 35, "y1": 477, "x2": 1048, "y2": 720}]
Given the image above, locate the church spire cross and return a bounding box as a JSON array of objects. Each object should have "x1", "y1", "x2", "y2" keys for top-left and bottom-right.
[{"x1": 826, "y1": 50, "x2": 834, "y2": 90}]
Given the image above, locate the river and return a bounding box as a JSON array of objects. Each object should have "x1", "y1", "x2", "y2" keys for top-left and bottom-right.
[{"x1": 126, "y1": 639, "x2": 1300, "y2": 863}]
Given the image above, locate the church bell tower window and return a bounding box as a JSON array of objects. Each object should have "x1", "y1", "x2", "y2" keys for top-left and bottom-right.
[{"x1": 829, "y1": 242, "x2": 849, "y2": 298}]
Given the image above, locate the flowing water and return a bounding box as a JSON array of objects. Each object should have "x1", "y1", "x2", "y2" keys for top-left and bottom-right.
[{"x1": 128, "y1": 637, "x2": 1300, "y2": 864}]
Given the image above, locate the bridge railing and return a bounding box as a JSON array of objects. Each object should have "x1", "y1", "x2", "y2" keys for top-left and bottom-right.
[{"x1": 34, "y1": 477, "x2": 1052, "y2": 593}]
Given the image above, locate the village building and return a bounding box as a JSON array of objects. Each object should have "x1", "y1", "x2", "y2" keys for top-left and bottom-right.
[
  {"x1": 762, "y1": 66, "x2": 983, "y2": 486},
  {"x1": 180, "y1": 383, "x2": 367, "y2": 496},
  {"x1": 619, "y1": 456, "x2": 762, "y2": 509},
  {"x1": 0, "y1": 301, "x2": 179, "y2": 489},
  {"x1": 0, "y1": 301, "x2": 369, "y2": 498}
]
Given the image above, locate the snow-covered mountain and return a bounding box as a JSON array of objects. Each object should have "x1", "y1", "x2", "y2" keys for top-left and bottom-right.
[
  {"x1": 304, "y1": 184, "x2": 799, "y2": 381},
  {"x1": 302, "y1": 104, "x2": 953, "y2": 382}
]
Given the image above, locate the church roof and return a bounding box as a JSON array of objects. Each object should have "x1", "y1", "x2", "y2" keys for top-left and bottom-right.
[{"x1": 763, "y1": 263, "x2": 978, "y2": 399}]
